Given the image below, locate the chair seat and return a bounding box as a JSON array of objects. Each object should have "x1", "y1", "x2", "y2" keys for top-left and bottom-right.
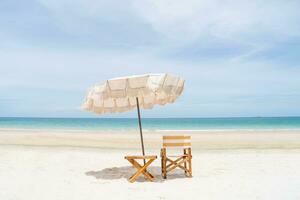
[
  {"x1": 125, "y1": 155, "x2": 157, "y2": 160},
  {"x1": 166, "y1": 155, "x2": 188, "y2": 158}
]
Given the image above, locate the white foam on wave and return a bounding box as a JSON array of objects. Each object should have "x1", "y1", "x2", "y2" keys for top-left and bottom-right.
[{"x1": 152, "y1": 128, "x2": 300, "y2": 132}]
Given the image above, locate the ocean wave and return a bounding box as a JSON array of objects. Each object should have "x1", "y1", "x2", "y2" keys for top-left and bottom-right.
[{"x1": 152, "y1": 129, "x2": 300, "y2": 132}]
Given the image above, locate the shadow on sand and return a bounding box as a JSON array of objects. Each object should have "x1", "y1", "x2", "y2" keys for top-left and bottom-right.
[{"x1": 85, "y1": 166, "x2": 188, "y2": 182}]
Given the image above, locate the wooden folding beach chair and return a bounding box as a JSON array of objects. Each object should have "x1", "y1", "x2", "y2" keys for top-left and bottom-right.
[{"x1": 160, "y1": 135, "x2": 192, "y2": 179}]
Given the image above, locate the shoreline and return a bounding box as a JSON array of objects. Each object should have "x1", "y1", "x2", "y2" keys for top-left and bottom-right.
[
  {"x1": 1, "y1": 127, "x2": 300, "y2": 132},
  {"x1": 1, "y1": 129, "x2": 300, "y2": 150}
]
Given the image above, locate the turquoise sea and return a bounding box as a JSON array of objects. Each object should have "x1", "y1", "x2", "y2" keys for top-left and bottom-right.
[{"x1": 0, "y1": 117, "x2": 300, "y2": 131}]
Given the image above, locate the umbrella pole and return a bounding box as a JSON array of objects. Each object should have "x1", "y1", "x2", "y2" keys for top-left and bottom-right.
[{"x1": 136, "y1": 97, "x2": 146, "y2": 165}]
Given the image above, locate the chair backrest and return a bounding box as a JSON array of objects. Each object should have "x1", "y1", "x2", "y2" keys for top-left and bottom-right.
[{"x1": 163, "y1": 135, "x2": 191, "y2": 148}]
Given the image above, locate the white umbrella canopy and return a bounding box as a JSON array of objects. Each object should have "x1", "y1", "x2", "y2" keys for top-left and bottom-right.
[
  {"x1": 81, "y1": 73, "x2": 185, "y2": 158},
  {"x1": 82, "y1": 73, "x2": 185, "y2": 114}
]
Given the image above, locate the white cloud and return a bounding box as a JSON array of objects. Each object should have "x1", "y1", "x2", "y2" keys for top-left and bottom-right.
[
  {"x1": 0, "y1": 48, "x2": 185, "y2": 90},
  {"x1": 8, "y1": 0, "x2": 299, "y2": 62},
  {"x1": 1, "y1": 45, "x2": 300, "y2": 117},
  {"x1": 1, "y1": 0, "x2": 300, "y2": 117},
  {"x1": 132, "y1": 0, "x2": 300, "y2": 44}
]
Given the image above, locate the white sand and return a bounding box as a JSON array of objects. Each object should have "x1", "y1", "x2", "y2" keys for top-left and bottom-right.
[{"x1": 1, "y1": 130, "x2": 300, "y2": 200}]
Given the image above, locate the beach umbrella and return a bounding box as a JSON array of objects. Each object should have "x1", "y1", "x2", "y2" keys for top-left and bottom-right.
[{"x1": 81, "y1": 73, "x2": 185, "y2": 158}]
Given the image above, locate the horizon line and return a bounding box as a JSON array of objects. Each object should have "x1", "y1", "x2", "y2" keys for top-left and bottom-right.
[{"x1": 0, "y1": 116, "x2": 300, "y2": 119}]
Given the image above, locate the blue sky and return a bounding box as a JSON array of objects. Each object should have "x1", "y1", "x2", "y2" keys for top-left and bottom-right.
[{"x1": 0, "y1": 0, "x2": 300, "y2": 118}]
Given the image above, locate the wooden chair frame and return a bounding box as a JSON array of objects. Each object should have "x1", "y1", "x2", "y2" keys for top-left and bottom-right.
[
  {"x1": 161, "y1": 136, "x2": 192, "y2": 179},
  {"x1": 125, "y1": 155, "x2": 157, "y2": 183}
]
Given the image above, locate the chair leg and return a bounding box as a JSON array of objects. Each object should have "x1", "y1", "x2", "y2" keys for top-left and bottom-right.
[
  {"x1": 160, "y1": 149, "x2": 164, "y2": 176},
  {"x1": 161, "y1": 148, "x2": 167, "y2": 179},
  {"x1": 161, "y1": 150, "x2": 163, "y2": 175},
  {"x1": 188, "y1": 148, "x2": 192, "y2": 177},
  {"x1": 183, "y1": 149, "x2": 187, "y2": 176},
  {"x1": 163, "y1": 150, "x2": 167, "y2": 179},
  {"x1": 128, "y1": 158, "x2": 155, "y2": 183},
  {"x1": 128, "y1": 159, "x2": 154, "y2": 180}
]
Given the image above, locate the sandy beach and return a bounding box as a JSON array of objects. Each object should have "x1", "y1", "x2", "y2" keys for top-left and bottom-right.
[
  {"x1": 2, "y1": 0, "x2": 300, "y2": 199},
  {"x1": 1, "y1": 129, "x2": 300, "y2": 200}
]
